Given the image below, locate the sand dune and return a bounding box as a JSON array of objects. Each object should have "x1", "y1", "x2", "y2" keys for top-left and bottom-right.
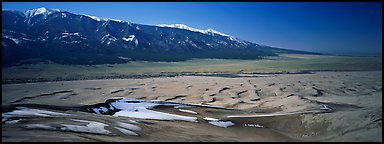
[{"x1": 2, "y1": 71, "x2": 382, "y2": 142}]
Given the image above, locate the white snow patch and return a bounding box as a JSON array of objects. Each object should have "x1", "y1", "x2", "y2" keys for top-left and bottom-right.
[
  {"x1": 122, "y1": 35, "x2": 135, "y2": 41},
  {"x1": 2, "y1": 107, "x2": 72, "y2": 121},
  {"x1": 320, "y1": 104, "x2": 333, "y2": 111},
  {"x1": 110, "y1": 98, "x2": 160, "y2": 110},
  {"x1": 178, "y1": 109, "x2": 198, "y2": 114},
  {"x1": 207, "y1": 121, "x2": 235, "y2": 128},
  {"x1": 203, "y1": 117, "x2": 235, "y2": 128},
  {"x1": 114, "y1": 108, "x2": 198, "y2": 122},
  {"x1": 102, "y1": 34, "x2": 110, "y2": 40},
  {"x1": 8, "y1": 38, "x2": 21, "y2": 44},
  {"x1": 25, "y1": 7, "x2": 60, "y2": 18},
  {"x1": 84, "y1": 14, "x2": 102, "y2": 21},
  {"x1": 229, "y1": 36, "x2": 248, "y2": 45},
  {"x1": 3, "y1": 35, "x2": 21, "y2": 44},
  {"x1": 174, "y1": 105, "x2": 190, "y2": 109},
  {"x1": 156, "y1": 24, "x2": 230, "y2": 37},
  {"x1": 117, "y1": 122, "x2": 141, "y2": 131},
  {"x1": 190, "y1": 41, "x2": 198, "y2": 47},
  {"x1": 109, "y1": 104, "x2": 115, "y2": 110},
  {"x1": 24, "y1": 124, "x2": 56, "y2": 130},
  {"x1": 134, "y1": 39, "x2": 139, "y2": 47},
  {"x1": 118, "y1": 56, "x2": 132, "y2": 60},
  {"x1": 22, "y1": 37, "x2": 34, "y2": 41},
  {"x1": 115, "y1": 127, "x2": 139, "y2": 136},
  {"x1": 60, "y1": 119, "x2": 111, "y2": 135},
  {"x1": 110, "y1": 37, "x2": 117, "y2": 41},
  {"x1": 62, "y1": 32, "x2": 79, "y2": 36},
  {"x1": 206, "y1": 28, "x2": 229, "y2": 37},
  {"x1": 5, "y1": 119, "x2": 23, "y2": 124},
  {"x1": 61, "y1": 13, "x2": 67, "y2": 17},
  {"x1": 110, "y1": 98, "x2": 198, "y2": 122},
  {"x1": 157, "y1": 23, "x2": 248, "y2": 44},
  {"x1": 102, "y1": 33, "x2": 117, "y2": 44},
  {"x1": 60, "y1": 33, "x2": 80, "y2": 39},
  {"x1": 92, "y1": 106, "x2": 109, "y2": 114},
  {"x1": 104, "y1": 18, "x2": 123, "y2": 23},
  {"x1": 2, "y1": 107, "x2": 71, "y2": 124},
  {"x1": 82, "y1": 14, "x2": 126, "y2": 23},
  {"x1": 245, "y1": 124, "x2": 263, "y2": 128},
  {"x1": 157, "y1": 24, "x2": 206, "y2": 34},
  {"x1": 203, "y1": 117, "x2": 220, "y2": 121}
]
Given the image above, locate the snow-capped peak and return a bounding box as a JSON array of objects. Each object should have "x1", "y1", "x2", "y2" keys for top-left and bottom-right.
[
  {"x1": 205, "y1": 28, "x2": 230, "y2": 37},
  {"x1": 83, "y1": 14, "x2": 102, "y2": 21},
  {"x1": 82, "y1": 14, "x2": 124, "y2": 23},
  {"x1": 157, "y1": 24, "x2": 206, "y2": 34},
  {"x1": 25, "y1": 7, "x2": 60, "y2": 18},
  {"x1": 103, "y1": 18, "x2": 124, "y2": 23},
  {"x1": 156, "y1": 24, "x2": 231, "y2": 38}
]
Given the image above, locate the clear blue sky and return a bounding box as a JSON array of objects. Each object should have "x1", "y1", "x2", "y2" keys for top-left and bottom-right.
[{"x1": 2, "y1": 2, "x2": 382, "y2": 55}]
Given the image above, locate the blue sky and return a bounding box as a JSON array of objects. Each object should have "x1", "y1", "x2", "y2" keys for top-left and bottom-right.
[{"x1": 2, "y1": 2, "x2": 382, "y2": 55}]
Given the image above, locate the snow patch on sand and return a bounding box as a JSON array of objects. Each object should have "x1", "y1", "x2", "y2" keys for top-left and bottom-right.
[
  {"x1": 178, "y1": 109, "x2": 198, "y2": 114},
  {"x1": 60, "y1": 119, "x2": 111, "y2": 135},
  {"x1": 204, "y1": 117, "x2": 234, "y2": 128}
]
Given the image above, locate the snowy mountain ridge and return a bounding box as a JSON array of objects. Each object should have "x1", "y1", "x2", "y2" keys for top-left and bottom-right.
[
  {"x1": 2, "y1": 7, "x2": 319, "y2": 66},
  {"x1": 25, "y1": 7, "x2": 60, "y2": 18},
  {"x1": 156, "y1": 24, "x2": 231, "y2": 37},
  {"x1": 13, "y1": 7, "x2": 234, "y2": 39}
]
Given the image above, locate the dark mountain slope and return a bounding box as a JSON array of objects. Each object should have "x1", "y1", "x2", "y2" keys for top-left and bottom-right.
[{"x1": 2, "y1": 8, "x2": 320, "y2": 67}]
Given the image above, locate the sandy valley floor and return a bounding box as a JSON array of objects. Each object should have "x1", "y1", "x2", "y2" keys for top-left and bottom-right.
[{"x1": 2, "y1": 71, "x2": 382, "y2": 142}]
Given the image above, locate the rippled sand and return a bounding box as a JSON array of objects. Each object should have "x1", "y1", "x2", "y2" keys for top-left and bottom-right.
[{"x1": 2, "y1": 71, "x2": 382, "y2": 142}]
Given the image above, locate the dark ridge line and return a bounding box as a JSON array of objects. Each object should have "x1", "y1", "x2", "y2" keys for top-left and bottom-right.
[
  {"x1": 110, "y1": 89, "x2": 124, "y2": 94},
  {"x1": 373, "y1": 118, "x2": 382, "y2": 123},
  {"x1": 218, "y1": 87, "x2": 231, "y2": 93},
  {"x1": 312, "y1": 87, "x2": 325, "y2": 97},
  {"x1": 286, "y1": 93, "x2": 295, "y2": 97},
  {"x1": 208, "y1": 97, "x2": 216, "y2": 103},
  {"x1": 299, "y1": 96, "x2": 363, "y2": 111},
  {"x1": 164, "y1": 95, "x2": 187, "y2": 101},
  {"x1": 232, "y1": 90, "x2": 249, "y2": 99},
  {"x1": 209, "y1": 93, "x2": 216, "y2": 96},
  {"x1": 11, "y1": 90, "x2": 74, "y2": 104},
  {"x1": 237, "y1": 90, "x2": 248, "y2": 96},
  {"x1": 84, "y1": 87, "x2": 102, "y2": 90},
  {"x1": 40, "y1": 90, "x2": 74, "y2": 96}
]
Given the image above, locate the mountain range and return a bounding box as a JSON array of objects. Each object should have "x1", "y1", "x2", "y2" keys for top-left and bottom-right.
[{"x1": 2, "y1": 7, "x2": 319, "y2": 67}]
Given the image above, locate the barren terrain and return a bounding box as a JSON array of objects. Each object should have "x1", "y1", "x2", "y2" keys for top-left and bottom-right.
[{"x1": 2, "y1": 71, "x2": 382, "y2": 142}]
